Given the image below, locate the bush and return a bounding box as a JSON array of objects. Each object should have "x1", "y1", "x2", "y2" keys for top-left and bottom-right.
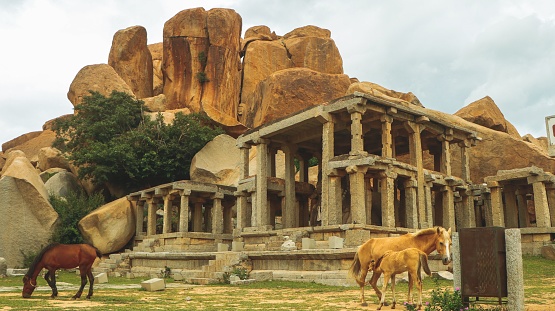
[
  {"x1": 404, "y1": 287, "x2": 502, "y2": 311},
  {"x1": 49, "y1": 191, "x2": 105, "y2": 244}
]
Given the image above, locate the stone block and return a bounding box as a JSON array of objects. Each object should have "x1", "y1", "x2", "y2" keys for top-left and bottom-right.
[
  {"x1": 541, "y1": 244, "x2": 555, "y2": 260},
  {"x1": 0, "y1": 258, "x2": 6, "y2": 277},
  {"x1": 141, "y1": 278, "x2": 166, "y2": 291},
  {"x1": 328, "y1": 236, "x2": 344, "y2": 249},
  {"x1": 250, "y1": 270, "x2": 273, "y2": 282},
  {"x1": 173, "y1": 273, "x2": 184, "y2": 281},
  {"x1": 232, "y1": 241, "x2": 244, "y2": 252},
  {"x1": 302, "y1": 238, "x2": 316, "y2": 250},
  {"x1": 94, "y1": 273, "x2": 109, "y2": 284},
  {"x1": 217, "y1": 243, "x2": 229, "y2": 252},
  {"x1": 344, "y1": 230, "x2": 371, "y2": 247}
]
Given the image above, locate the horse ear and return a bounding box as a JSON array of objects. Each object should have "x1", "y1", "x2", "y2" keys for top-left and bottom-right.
[
  {"x1": 447, "y1": 227, "x2": 452, "y2": 235},
  {"x1": 436, "y1": 227, "x2": 440, "y2": 234}
]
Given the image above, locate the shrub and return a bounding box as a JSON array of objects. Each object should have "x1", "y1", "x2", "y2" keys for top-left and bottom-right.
[
  {"x1": 49, "y1": 190, "x2": 105, "y2": 244},
  {"x1": 404, "y1": 287, "x2": 502, "y2": 311}
]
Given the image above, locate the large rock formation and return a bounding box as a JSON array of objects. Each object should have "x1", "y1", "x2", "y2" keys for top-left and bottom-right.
[
  {"x1": 454, "y1": 96, "x2": 520, "y2": 138},
  {"x1": 190, "y1": 134, "x2": 255, "y2": 186},
  {"x1": 67, "y1": 64, "x2": 135, "y2": 107},
  {"x1": 44, "y1": 170, "x2": 83, "y2": 199},
  {"x1": 0, "y1": 151, "x2": 59, "y2": 267},
  {"x1": 241, "y1": 68, "x2": 351, "y2": 128},
  {"x1": 108, "y1": 26, "x2": 153, "y2": 99},
  {"x1": 78, "y1": 197, "x2": 135, "y2": 254},
  {"x1": 162, "y1": 8, "x2": 242, "y2": 115},
  {"x1": 37, "y1": 147, "x2": 71, "y2": 172},
  {"x1": 0, "y1": 130, "x2": 56, "y2": 170}
]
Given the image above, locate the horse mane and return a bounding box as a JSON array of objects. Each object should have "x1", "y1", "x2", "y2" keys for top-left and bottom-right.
[
  {"x1": 25, "y1": 243, "x2": 60, "y2": 277},
  {"x1": 413, "y1": 227, "x2": 438, "y2": 237}
]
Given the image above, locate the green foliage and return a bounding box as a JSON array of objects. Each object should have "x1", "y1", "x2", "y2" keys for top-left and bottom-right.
[
  {"x1": 49, "y1": 190, "x2": 105, "y2": 244},
  {"x1": 198, "y1": 51, "x2": 207, "y2": 68},
  {"x1": 53, "y1": 91, "x2": 223, "y2": 193},
  {"x1": 222, "y1": 267, "x2": 249, "y2": 284},
  {"x1": 404, "y1": 287, "x2": 502, "y2": 311},
  {"x1": 19, "y1": 249, "x2": 40, "y2": 269}
]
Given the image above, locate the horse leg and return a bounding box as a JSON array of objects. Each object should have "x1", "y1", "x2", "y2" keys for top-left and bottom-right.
[
  {"x1": 391, "y1": 274, "x2": 397, "y2": 309},
  {"x1": 85, "y1": 268, "x2": 95, "y2": 299},
  {"x1": 377, "y1": 273, "x2": 390, "y2": 310},
  {"x1": 369, "y1": 270, "x2": 383, "y2": 300},
  {"x1": 416, "y1": 272, "x2": 423, "y2": 309},
  {"x1": 44, "y1": 270, "x2": 58, "y2": 298},
  {"x1": 72, "y1": 269, "x2": 87, "y2": 299},
  {"x1": 357, "y1": 266, "x2": 369, "y2": 306},
  {"x1": 407, "y1": 272, "x2": 413, "y2": 304}
]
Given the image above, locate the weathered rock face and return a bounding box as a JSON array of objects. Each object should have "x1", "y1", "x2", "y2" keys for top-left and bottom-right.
[
  {"x1": 44, "y1": 170, "x2": 83, "y2": 199},
  {"x1": 108, "y1": 26, "x2": 153, "y2": 99},
  {"x1": 1, "y1": 131, "x2": 56, "y2": 170},
  {"x1": 78, "y1": 197, "x2": 135, "y2": 254},
  {"x1": 38, "y1": 147, "x2": 71, "y2": 172},
  {"x1": 142, "y1": 94, "x2": 167, "y2": 112},
  {"x1": 67, "y1": 64, "x2": 135, "y2": 107},
  {"x1": 346, "y1": 82, "x2": 423, "y2": 107},
  {"x1": 162, "y1": 7, "x2": 242, "y2": 120},
  {"x1": 1, "y1": 131, "x2": 42, "y2": 153},
  {"x1": 241, "y1": 68, "x2": 351, "y2": 128},
  {"x1": 0, "y1": 152, "x2": 59, "y2": 267},
  {"x1": 454, "y1": 96, "x2": 520, "y2": 138},
  {"x1": 148, "y1": 43, "x2": 164, "y2": 96},
  {"x1": 190, "y1": 134, "x2": 255, "y2": 186},
  {"x1": 283, "y1": 36, "x2": 343, "y2": 74}
]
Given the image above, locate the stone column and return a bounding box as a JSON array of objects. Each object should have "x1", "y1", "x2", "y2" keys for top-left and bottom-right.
[
  {"x1": 439, "y1": 134, "x2": 452, "y2": 176},
  {"x1": 423, "y1": 182, "x2": 433, "y2": 228},
  {"x1": 505, "y1": 229, "x2": 524, "y2": 311},
  {"x1": 235, "y1": 191, "x2": 249, "y2": 230},
  {"x1": 347, "y1": 165, "x2": 368, "y2": 225},
  {"x1": 532, "y1": 181, "x2": 551, "y2": 227},
  {"x1": 365, "y1": 176, "x2": 373, "y2": 225},
  {"x1": 321, "y1": 114, "x2": 335, "y2": 226},
  {"x1": 146, "y1": 198, "x2": 156, "y2": 236},
  {"x1": 404, "y1": 178, "x2": 418, "y2": 228},
  {"x1": 192, "y1": 200, "x2": 204, "y2": 232},
  {"x1": 212, "y1": 192, "x2": 225, "y2": 234},
  {"x1": 269, "y1": 146, "x2": 277, "y2": 177},
  {"x1": 380, "y1": 170, "x2": 397, "y2": 228},
  {"x1": 546, "y1": 185, "x2": 555, "y2": 228},
  {"x1": 254, "y1": 138, "x2": 270, "y2": 227},
  {"x1": 442, "y1": 185, "x2": 456, "y2": 231},
  {"x1": 179, "y1": 190, "x2": 191, "y2": 233},
  {"x1": 223, "y1": 200, "x2": 234, "y2": 233},
  {"x1": 348, "y1": 105, "x2": 367, "y2": 156},
  {"x1": 282, "y1": 144, "x2": 297, "y2": 229},
  {"x1": 328, "y1": 171, "x2": 343, "y2": 225},
  {"x1": 405, "y1": 121, "x2": 426, "y2": 228},
  {"x1": 461, "y1": 189, "x2": 476, "y2": 228},
  {"x1": 162, "y1": 193, "x2": 172, "y2": 234},
  {"x1": 459, "y1": 139, "x2": 471, "y2": 183},
  {"x1": 487, "y1": 181, "x2": 505, "y2": 227},
  {"x1": 503, "y1": 184, "x2": 519, "y2": 228},
  {"x1": 381, "y1": 114, "x2": 393, "y2": 158},
  {"x1": 516, "y1": 187, "x2": 528, "y2": 227},
  {"x1": 238, "y1": 143, "x2": 251, "y2": 179},
  {"x1": 134, "y1": 200, "x2": 144, "y2": 236}
]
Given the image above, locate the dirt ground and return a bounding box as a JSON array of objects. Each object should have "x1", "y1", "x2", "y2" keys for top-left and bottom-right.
[{"x1": 1, "y1": 283, "x2": 554, "y2": 311}]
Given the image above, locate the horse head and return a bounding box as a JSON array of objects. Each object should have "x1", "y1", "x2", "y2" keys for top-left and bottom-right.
[
  {"x1": 22, "y1": 275, "x2": 37, "y2": 298},
  {"x1": 435, "y1": 227, "x2": 452, "y2": 265}
]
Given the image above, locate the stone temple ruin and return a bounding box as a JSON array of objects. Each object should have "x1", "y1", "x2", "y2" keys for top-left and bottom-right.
[{"x1": 99, "y1": 92, "x2": 553, "y2": 284}]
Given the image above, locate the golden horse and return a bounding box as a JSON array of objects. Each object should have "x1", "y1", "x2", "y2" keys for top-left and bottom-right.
[{"x1": 349, "y1": 226, "x2": 452, "y2": 306}]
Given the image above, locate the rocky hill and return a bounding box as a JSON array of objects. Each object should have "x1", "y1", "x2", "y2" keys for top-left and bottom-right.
[{"x1": 1, "y1": 7, "x2": 555, "y2": 265}]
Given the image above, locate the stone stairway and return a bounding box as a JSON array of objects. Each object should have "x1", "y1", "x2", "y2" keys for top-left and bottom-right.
[{"x1": 188, "y1": 252, "x2": 247, "y2": 285}]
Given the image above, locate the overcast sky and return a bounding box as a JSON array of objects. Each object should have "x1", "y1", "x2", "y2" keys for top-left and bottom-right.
[{"x1": 1, "y1": 0, "x2": 555, "y2": 146}]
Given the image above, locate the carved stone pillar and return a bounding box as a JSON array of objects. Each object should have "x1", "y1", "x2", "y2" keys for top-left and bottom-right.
[
  {"x1": 134, "y1": 200, "x2": 145, "y2": 236},
  {"x1": 487, "y1": 181, "x2": 505, "y2": 227},
  {"x1": 442, "y1": 185, "x2": 455, "y2": 230},
  {"x1": 348, "y1": 105, "x2": 367, "y2": 156},
  {"x1": 146, "y1": 197, "x2": 156, "y2": 236},
  {"x1": 179, "y1": 190, "x2": 191, "y2": 233},
  {"x1": 381, "y1": 114, "x2": 393, "y2": 158},
  {"x1": 282, "y1": 144, "x2": 297, "y2": 229},
  {"x1": 532, "y1": 181, "x2": 551, "y2": 227},
  {"x1": 212, "y1": 192, "x2": 225, "y2": 234},
  {"x1": 503, "y1": 184, "x2": 519, "y2": 228},
  {"x1": 404, "y1": 178, "x2": 418, "y2": 228},
  {"x1": 405, "y1": 121, "x2": 426, "y2": 228},
  {"x1": 254, "y1": 138, "x2": 270, "y2": 227},
  {"x1": 380, "y1": 170, "x2": 397, "y2": 228},
  {"x1": 347, "y1": 165, "x2": 369, "y2": 225},
  {"x1": 321, "y1": 115, "x2": 335, "y2": 226}
]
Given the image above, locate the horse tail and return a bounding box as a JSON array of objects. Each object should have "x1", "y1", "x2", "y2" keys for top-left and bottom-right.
[
  {"x1": 94, "y1": 247, "x2": 102, "y2": 259},
  {"x1": 420, "y1": 252, "x2": 431, "y2": 276},
  {"x1": 349, "y1": 252, "x2": 362, "y2": 281}
]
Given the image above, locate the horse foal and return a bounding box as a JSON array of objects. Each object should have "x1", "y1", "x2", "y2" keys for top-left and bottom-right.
[{"x1": 370, "y1": 248, "x2": 431, "y2": 310}]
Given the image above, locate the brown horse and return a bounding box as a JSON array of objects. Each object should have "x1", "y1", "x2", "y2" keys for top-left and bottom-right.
[
  {"x1": 349, "y1": 226, "x2": 452, "y2": 306},
  {"x1": 22, "y1": 243, "x2": 102, "y2": 299},
  {"x1": 370, "y1": 248, "x2": 432, "y2": 310}
]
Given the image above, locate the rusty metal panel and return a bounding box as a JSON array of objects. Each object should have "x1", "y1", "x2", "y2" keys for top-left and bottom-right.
[{"x1": 459, "y1": 227, "x2": 508, "y2": 301}]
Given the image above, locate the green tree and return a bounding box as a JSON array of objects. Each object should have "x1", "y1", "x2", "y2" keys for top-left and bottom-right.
[{"x1": 53, "y1": 90, "x2": 224, "y2": 193}]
